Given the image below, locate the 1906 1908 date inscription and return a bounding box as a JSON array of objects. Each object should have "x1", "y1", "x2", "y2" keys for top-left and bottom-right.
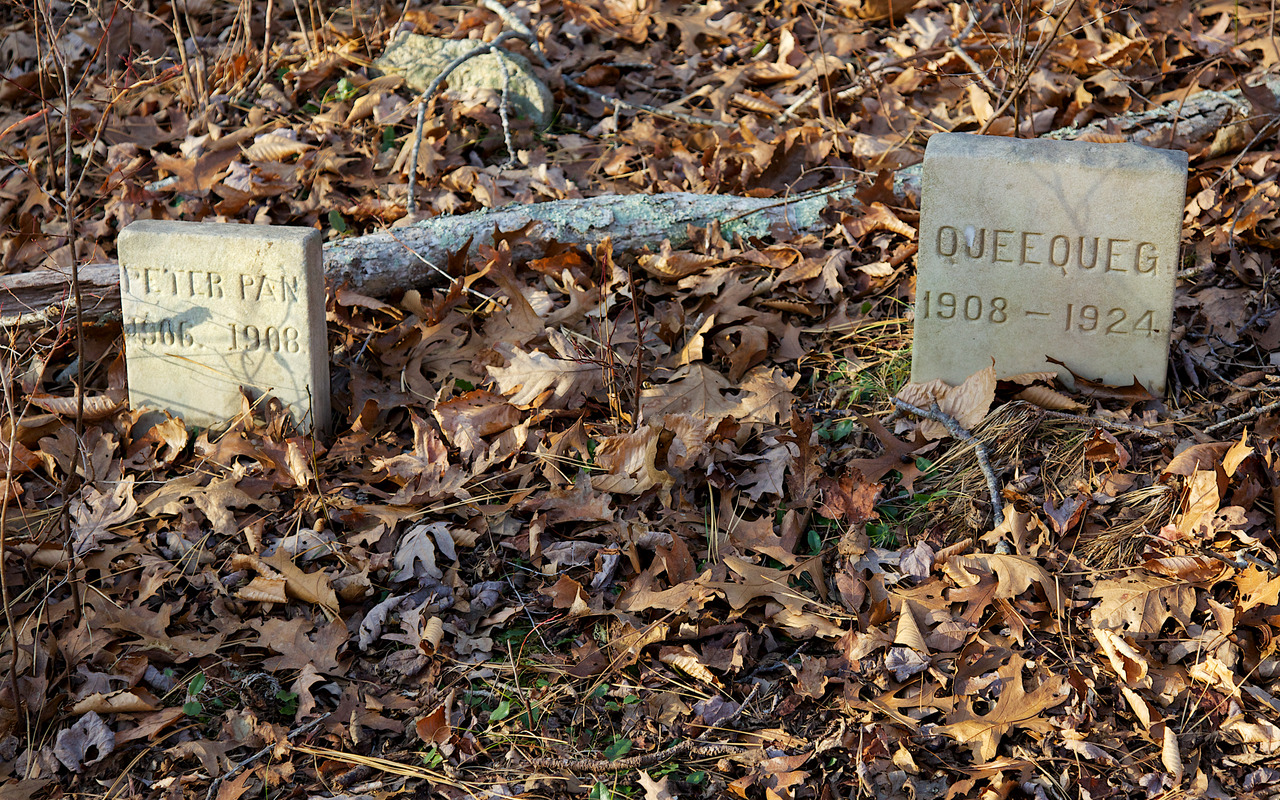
[
  {"x1": 918, "y1": 291, "x2": 1161, "y2": 336},
  {"x1": 124, "y1": 316, "x2": 303, "y2": 353}
]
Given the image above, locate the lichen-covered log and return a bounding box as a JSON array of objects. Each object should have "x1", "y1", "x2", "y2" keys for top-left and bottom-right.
[
  {"x1": 0, "y1": 264, "x2": 121, "y2": 327},
  {"x1": 324, "y1": 188, "x2": 859, "y2": 296}
]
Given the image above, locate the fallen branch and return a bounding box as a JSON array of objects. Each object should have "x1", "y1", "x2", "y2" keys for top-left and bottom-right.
[
  {"x1": 891, "y1": 398, "x2": 1005, "y2": 525},
  {"x1": 528, "y1": 740, "x2": 743, "y2": 774},
  {"x1": 0, "y1": 264, "x2": 120, "y2": 327},
  {"x1": 327, "y1": 185, "x2": 858, "y2": 296},
  {"x1": 204, "y1": 713, "x2": 330, "y2": 800},
  {"x1": 529, "y1": 683, "x2": 758, "y2": 774},
  {"x1": 1039, "y1": 409, "x2": 1176, "y2": 441},
  {"x1": 1205, "y1": 398, "x2": 1280, "y2": 435}
]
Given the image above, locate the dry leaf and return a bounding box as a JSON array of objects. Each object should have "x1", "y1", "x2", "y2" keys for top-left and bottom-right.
[
  {"x1": 238, "y1": 576, "x2": 288, "y2": 604},
  {"x1": 898, "y1": 366, "x2": 996, "y2": 440},
  {"x1": 27, "y1": 393, "x2": 123, "y2": 420},
  {"x1": 937, "y1": 654, "x2": 1069, "y2": 761},
  {"x1": 894, "y1": 601, "x2": 930, "y2": 655},
  {"x1": 421, "y1": 616, "x2": 444, "y2": 653},
  {"x1": 659, "y1": 646, "x2": 717, "y2": 685},
  {"x1": 242, "y1": 133, "x2": 313, "y2": 161},
  {"x1": 1092, "y1": 628, "x2": 1150, "y2": 687},
  {"x1": 72, "y1": 690, "x2": 159, "y2": 714},
  {"x1": 487, "y1": 343, "x2": 603, "y2": 408},
  {"x1": 1162, "y1": 724, "x2": 1184, "y2": 783},
  {"x1": 1014, "y1": 384, "x2": 1085, "y2": 410},
  {"x1": 54, "y1": 712, "x2": 115, "y2": 772}
]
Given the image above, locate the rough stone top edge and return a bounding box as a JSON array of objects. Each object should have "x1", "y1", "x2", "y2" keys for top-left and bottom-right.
[
  {"x1": 924, "y1": 132, "x2": 1189, "y2": 175},
  {"x1": 120, "y1": 219, "x2": 321, "y2": 245}
]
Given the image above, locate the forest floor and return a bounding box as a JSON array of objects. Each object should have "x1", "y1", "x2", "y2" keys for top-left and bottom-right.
[{"x1": 3, "y1": 0, "x2": 1280, "y2": 798}]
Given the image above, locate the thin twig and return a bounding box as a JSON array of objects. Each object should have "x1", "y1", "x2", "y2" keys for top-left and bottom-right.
[
  {"x1": 493, "y1": 47, "x2": 517, "y2": 169},
  {"x1": 1200, "y1": 548, "x2": 1280, "y2": 575},
  {"x1": 1205, "y1": 398, "x2": 1280, "y2": 435},
  {"x1": 407, "y1": 30, "x2": 524, "y2": 214},
  {"x1": 947, "y1": 12, "x2": 999, "y2": 96},
  {"x1": 1039, "y1": 410, "x2": 1176, "y2": 441},
  {"x1": 890, "y1": 398, "x2": 1005, "y2": 524},
  {"x1": 203, "y1": 713, "x2": 331, "y2": 800},
  {"x1": 245, "y1": 0, "x2": 275, "y2": 99},
  {"x1": 778, "y1": 85, "x2": 818, "y2": 123},
  {"x1": 378, "y1": 227, "x2": 499, "y2": 305},
  {"x1": 0, "y1": 348, "x2": 21, "y2": 713},
  {"x1": 37, "y1": 0, "x2": 87, "y2": 632}
]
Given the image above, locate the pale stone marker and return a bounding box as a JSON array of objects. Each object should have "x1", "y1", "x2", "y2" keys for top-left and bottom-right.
[
  {"x1": 911, "y1": 133, "x2": 1188, "y2": 394},
  {"x1": 118, "y1": 221, "x2": 330, "y2": 432}
]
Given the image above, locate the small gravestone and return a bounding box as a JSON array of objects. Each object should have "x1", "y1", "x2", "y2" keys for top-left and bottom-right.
[
  {"x1": 911, "y1": 133, "x2": 1188, "y2": 394},
  {"x1": 118, "y1": 220, "x2": 330, "y2": 432}
]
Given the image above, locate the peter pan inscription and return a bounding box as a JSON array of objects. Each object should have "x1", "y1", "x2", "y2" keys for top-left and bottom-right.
[
  {"x1": 118, "y1": 220, "x2": 330, "y2": 432},
  {"x1": 910, "y1": 133, "x2": 1188, "y2": 394},
  {"x1": 123, "y1": 265, "x2": 301, "y2": 302}
]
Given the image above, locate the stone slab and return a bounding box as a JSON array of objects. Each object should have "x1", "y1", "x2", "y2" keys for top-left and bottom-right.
[
  {"x1": 375, "y1": 33, "x2": 553, "y2": 128},
  {"x1": 118, "y1": 220, "x2": 330, "y2": 432},
  {"x1": 910, "y1": 133, "x2": 1188, "y2": 395}
]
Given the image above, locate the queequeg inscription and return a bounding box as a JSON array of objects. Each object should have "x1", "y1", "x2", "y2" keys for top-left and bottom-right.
[{"x1": 932, "y1": 227, "x2": 1161, "y2": 275}]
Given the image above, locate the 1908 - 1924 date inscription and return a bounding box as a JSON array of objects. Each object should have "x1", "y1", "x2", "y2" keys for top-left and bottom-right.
[{"x1": 918, "y1": 291, "x2": 1161, "y2": 336}]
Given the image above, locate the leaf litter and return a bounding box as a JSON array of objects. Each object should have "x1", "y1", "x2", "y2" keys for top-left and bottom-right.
[{"x1": 4, "y1": 0, "x2": 1280, "y2": 799}]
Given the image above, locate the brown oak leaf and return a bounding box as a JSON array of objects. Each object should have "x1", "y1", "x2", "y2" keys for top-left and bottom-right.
[{"x1": 938, "y1": 654, "x2": 1069, "y2": 762}]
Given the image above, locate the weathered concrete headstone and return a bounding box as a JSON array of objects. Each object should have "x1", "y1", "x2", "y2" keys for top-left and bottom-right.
[
  {"x1": 911, "y1": 133, "x2": 1188, "y2": 394},
  {"x1": 118, "y1": 221, "x2": 330, "y2": 432}
]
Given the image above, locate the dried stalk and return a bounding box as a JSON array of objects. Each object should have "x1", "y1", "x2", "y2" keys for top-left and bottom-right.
[{"x1": 976, "y1": 0, "x2": 1078, "y2": 136}]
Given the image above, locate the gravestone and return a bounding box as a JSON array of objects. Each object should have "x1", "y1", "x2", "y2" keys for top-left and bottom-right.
[
  {"x1": 911, "y1": 133, "x2": 1188, "y2": 394},
  {"x1": 118, "y1": 220, "x2": 330, "y2": 432}
]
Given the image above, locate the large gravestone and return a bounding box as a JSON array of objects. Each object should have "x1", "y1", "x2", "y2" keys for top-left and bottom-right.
[
  {"x1": 118, "y1": 221, "x2": 330, "y2": 432},
  {"x1": 911, "y1": 133, "x2": 1188, "y2": 394}
]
